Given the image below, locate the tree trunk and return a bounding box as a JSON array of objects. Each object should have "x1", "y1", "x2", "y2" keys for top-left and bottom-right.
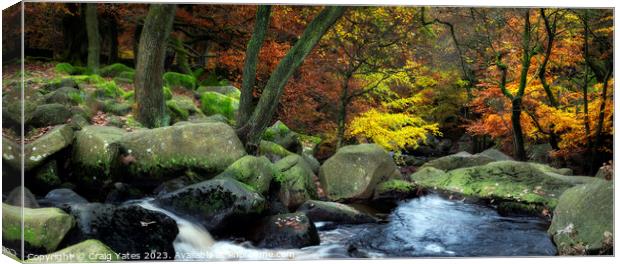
[
  {"x1": 134, "y1": 4, "x2": 177, "y2": 128},
  {"x1": 238, "y1": 6, "x2": 272, "y2": 128},
  {"x1": 590, "y1": 68, "x2": 612, "y2": 174},
  {"x1": 511, "y1": 97, "x2": 527, "y2": 161},
  {"x1": 336, "y1": 75, "x2": 351, "y2": 149},
  {"x1": 582, "y1": 12, "x2": 592, "y2": 173},
  {"x1": 85, "y1": 3, "x2": 100, "y2": 72},
  {"x1": 108, "y1": 16, "x2": 119, "y2": 64},
  {"x1": 238, "y1": 6, "x2": 346, "y2": 153}
]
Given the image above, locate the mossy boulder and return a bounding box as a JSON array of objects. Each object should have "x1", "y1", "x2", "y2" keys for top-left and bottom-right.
[
  {"x1": 103, "y1": 99, "x2": 132, "y2": 116},
  {"x1": 43, "y1": 87, "x2": 81, "y2": 106},
  {"x1": 2, "y1": 203, "x2": 75, "y2": 254},
  {"x1": 263, "y1": 121, "x2": 302, "y2": 153},
  {"x1": 26, "y1": 239, "x2": 119, "y2": 262},
  {"x1": 319, "y1": 144, "x2": 401, "y2": 201},
  {"x1": 548, "y1": 179, "x2": 613, "y2": 255},
  {"x1": 259, "y1": 140, "x2": 295, "y2": 160},
  {"x1": 274, "y1": 154, "x2": 318, "y2": 210},
  {"x1": 479, "y1": 148, "x2": 514, "y2": 161},
  {"x1": 111, "y1": 122, "x2": 246, "y2": 188},
  {"x1": 71, "y1": 126, "x2": 126, "y2": 192},
  {"x1": 250, "y1": 212, "x2": 319, "y2": 249},
  {"x1": 54, "y1": 63, "x2": 78, "y2": 75},
  {"x1": 200, "y1": 91, "x2": 239, "y2": 121},
  {"x1": 29, "y1": 103, "x2": 73, "y2": 127},
  {"x1": 421, "y1": 151, "x2": 495, "y2": 171},
  {"x1": 215, "y1": 155, "x2": 274, "y2": 195},
  {"x1": 24, "y1": 125, "x2": 74, "y2": 171},
  {"x1": 163, "y1": 71, "x2": 196, "y2": 90},
  {"x1": 166, "y1": 95, "x2": 203, "y2": 123},
  {"x1": 412, "y1": 160, "x2": 593, "y2": 211},
  {"x1": 372, "y1": 179, "x2": 417, "y2": 202},
  {"x1": 155, "y1": 178, "x2": 266, "y2": 235},
  {"x1": 296, "y1": 200, "x2": 377, "y2": 224},
  {"x1": 197, "y1": 85, "x2": 241, "y2": 99},
  {"x1": 99, "y1": 63, "x2": 134, "y2": 78}
]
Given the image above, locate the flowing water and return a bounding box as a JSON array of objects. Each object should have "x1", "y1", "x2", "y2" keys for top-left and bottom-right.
[{"x1": 136, "y1": 194, "x2": 557, "y2": 260}]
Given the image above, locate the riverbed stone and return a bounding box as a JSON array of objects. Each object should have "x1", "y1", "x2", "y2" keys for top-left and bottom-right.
[
  {"x1": 24, "y1": 125, "x2": 74, "y2": 171},
  {"x1": 61, "y1": 203, "x2": 178, "y2": 259},
  {"x1": 155, "y1": 178, "x2": 266, "y2": 236},
  {"x1": 548, "y1": 179, "x2": 613, "y2": 255},
  {"x1": 296, "y1": 200, "x2": 377, "y2": 224},
  {"x1": 251, "y1": 212, "x2": 319, "y2": 249},
  {"x1": 71, "y1": 125, "x2": 125, "y2": 191},
  {"x1": 27, "y1": 239, "x2": 120, "y2": 262},
  {"x1": 111, "y1": 122, "x2": 246, "y2": 188},
  {"x1": 2, "y1": 203, "x2": 75, "y2": 254},
  {"x1": 319, "y1": 144, "x2": 401, "y2": 201},
  {"x1": 274, "y1": 154, "x2": 318, "y2": 210},
  {"x1": 412, "y1": 160, "x2": 593, "y2": 211},
  {"x1": 215, "y1": 155, "x2": 274, "y2": 195},
  {"x1": 420, "y1": 151, "x2": 495, "y2": 171}
]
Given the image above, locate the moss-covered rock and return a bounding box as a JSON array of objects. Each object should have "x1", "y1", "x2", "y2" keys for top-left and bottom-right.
[
  {"x1": 196, "y1": 85, "x2": 241, "y2": 99},
  {"x1": 71, "y1": 126, "x2": 126, "y2": 192},
  {"x1": 100, "y1": 63, "x2": 134, "y2": 78},
  {"x1": 216, "y1": 155, "x2": 274, "y2": 195},
  {"x1": 548, "y1": 179, "x2": 613, "y2": 255},
  {"x1": 274, "y1": 154, "x2": 318, "y2": 210},
  {"x1": 296, "y1": 200, "x2": 377, "y2": 224},
  {"x1": 31, "y1": 160, "x2": 62, "y2": 192},
  {"x1": 200, "y1": 91, "x2": 239, "y2": 121},
  {"x1": 43, "y1": 87, "x2": 81, "y2": 106},
  {"x1": 421, "y1": 151, "x2": 495, "y2": 171},
  {"x1": 103, "y1": 99, "x2": 132, "y2": 116},
  {"x1": 111, "y1": 122, "x2": 246, "y2": 188},
  {"x1": 373, "y1": 179, "x2": 417, "y2": 202},
  {"x1": 259, "y1": 140, "x2": 295, "y2": 159},
  {"x1": 262, "y1": 121, "x2": 302, "y2": 153},
  {"x1": 29, "y1": 103, "x2": 73, "y2": 127},
  {"x1": 54, "y1": 63, "x2": 77, "y2": 75},
  {"x1": 2, "y1": 203, "x2": 75, "y2": 254},
  {"x1": 479, "y1": 148, "x2": 514, "y2": 161},
  {"x1": 166, "y1": 95, "x2": 203, "y2": 124},
  {"x1": 412, "y1": 160, "x2": 593, "y2": 211},
  {"x1": 24, "y1": 125, "x2": 74, "y2": 171},
  {"x1": 26, "y1": 239, "x2": 119, "y2": 262},
  {"x1": 155, "y1": 178, "x2": 266, "y2": 235},
  {"x1": 163, "y1": 71, "x2": 196, "y2": 90},
  {"x1": 250, "y1": 212, "x2": 319, "y2": 249},
  {"x1": 319, "y1": 144, "x2": 401, "y2": 201}
]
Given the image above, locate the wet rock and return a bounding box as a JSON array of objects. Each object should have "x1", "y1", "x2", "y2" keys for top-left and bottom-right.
[
  {"x1": 296, "y1": 200, "x2": 377, "y2": 224},
  {"x1": 372, "y1": 179, "x2": 417, "y2": 203},
  {"x1": 5, "y1": 187, "x2": 40, "y2": 208},
  {"x1": 319, "y1": 144, "x2": 401, "y2": 201},
  {"x1": 104, "y1": 182, "x2": 144, "y2": 205},
  {"x1": 548, "y1": 179, "x2": 613, "y2": 255},
  {"x1": 251, "y1": 212, "x2": 319, "y2": 249},
  {"x1": 39, "y1": 188, "x2": 88, "y2": 207}
]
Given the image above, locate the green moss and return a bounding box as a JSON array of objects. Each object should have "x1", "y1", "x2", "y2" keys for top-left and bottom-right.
[
  {"x1": 259, "y1": 140, "x2": 294, "y2": 158},
  {"x1": 67, "y1": 90, "x2": 85, "y2": 105},
  {"x1": 95, "y1": 80, "x2": 126, "y2": 99},
  {"x1": 163, "y1": 86, "x2": 173, "y2": 100},
  {"x1": 216, "y1": 155, "x2": 274, "y2": 194},
  {"x1": 54, "y1": 63, "x2": 76, "y2": 75},
  {"x1": 124, "y1": 115, "x2": 144, "y2": 128},
  {"x1": 163, "y1": 72, "x2": 196, "y2": 90},
  {"x1": 103, "y1": 100, "x2": 132, "y2": 116},
  {"x1": 200, "y1": 91, "x2": 239, "y2": 121},
  {"x1": 377, "y1": 179, "x2": 415, "y2": 192},
  {"x1": 100, "y1": 63, "x2": 134, "y2": 77}
]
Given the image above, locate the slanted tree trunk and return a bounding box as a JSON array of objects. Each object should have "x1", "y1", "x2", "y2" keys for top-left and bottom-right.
[
  {"x1": 85, "y1": 3, "x2": 100, "y2": 72},
  {"x1": 134, "y1": 4, "x2": 177, "y2": 128},
  {"x1": 237, "y1": 6, "x2": 346, "y2": 153},
  {"x1": 538, "y1": 8, "x2": 561, "y2": 150},
  {"x1": 581, "y1": 12, "x2": 592, "y2": 173},
  {"x1": 238, "y1": 6, "x2": 272, "y2": 128}
]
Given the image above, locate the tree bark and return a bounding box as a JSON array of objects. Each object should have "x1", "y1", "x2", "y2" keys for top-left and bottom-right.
[
  {"x1": 85, "y1": 3, "x2": 100, "y2": 72},
  {"x1": 336, "y1": 77, "x2": 351, "y2": 149},
  {"x1": 238, "y1": 5, "x2": 272, "y2": 128},
  {"x1": 581, "y1": 11, "x2": 592, "y2": 173},
  {"x1": 238, "y1": 6, "x2": 346, "y2": 153},
  {"x1": 134, "y1": 4, "x2": 177, "y2": 128}
]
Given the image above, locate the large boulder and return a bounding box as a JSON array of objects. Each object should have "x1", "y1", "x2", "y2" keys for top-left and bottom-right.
[
  {"x1": 250, "y1": 212, "x2": 319, "y2": 249},
  {"x1": 262, "y1": 121, "x2": 302, "y2": 154},
  {"x1": 215, "y1": 155, "x2": 274, "y2": 195},
  {"x1": 411, "y1": 160, "x2": 595, "y2": 213},
  {"x1": 27, "y1": 239, "x2": 120, "y2": 262},
  {"x1": 28, "y1": 104, "x2": 73, "y2": 127},
  {"x1": 319, "y1": 144, "x2": 401, "y2": 201},
  {"x1": 2, "y1": 203, "x2": 75, "y2": 254},
  {"x1": 548, "y1": 179, "x2": 613, "y2": 255},
  {"x1": 420, "y1": 151, "x2": 495, "y2": 171},
  {"x1": 111, "y1": 122, "x2": 246, "y2": 188},
  {"x1": 60, "y1": 203, "x2": 178, "y2": 259},
  {"x1": 24, "y1": 125, "x2": 74, "y2": 171},
  {"x1": 71, "y1": 126, "x2": 125, "y2": 192},
  {"x1": 155, "y1": 178, "x2": 266, "y2": 236},
  {"x1": 296, "y1": 200, "x2": 377, "y2": 224},
  {"x1": 274, "y1": 154, "x2": 318, "y2": 210}
]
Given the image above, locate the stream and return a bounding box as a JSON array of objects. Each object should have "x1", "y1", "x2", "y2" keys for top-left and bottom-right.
[{"x1": 136, "y1": 193, "x2": 557, "y2": 260}]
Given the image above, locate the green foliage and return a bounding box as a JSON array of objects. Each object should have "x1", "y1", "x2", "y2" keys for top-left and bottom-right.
[
  {"x1": 55, "y1": 63, "x2": 77, "y2": 75},
  {"x1": 200, "y1": 91, "x2": 239, "y2": 121},
  {"x1": 95, "y1": 80, "x2": 127, "y2": 98},
  {"x1": 163, "y1": 71, "x2": 196, "y2": 90},
  {"x1": 100, "y1": 63, "x2": 134, "y2": 77}
]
